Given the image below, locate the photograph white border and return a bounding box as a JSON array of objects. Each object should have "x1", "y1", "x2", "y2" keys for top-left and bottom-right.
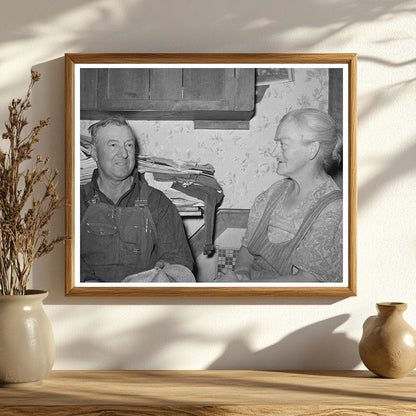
[{"x1": 65, "y1": 54, "x2": 357, "y2": 297}]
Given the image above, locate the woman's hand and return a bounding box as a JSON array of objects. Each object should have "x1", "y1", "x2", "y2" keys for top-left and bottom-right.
[
  {"x1": 215, "y1": 269, "x2": 250, "y2": 282},
  {"x1": 215, "y1": 270, "x2": 240, "y2": 282}
]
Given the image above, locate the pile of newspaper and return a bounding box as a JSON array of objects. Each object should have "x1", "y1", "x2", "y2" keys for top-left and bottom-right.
[{"x1": 138, "y1": 156, "x2": 217, "y2": 217}]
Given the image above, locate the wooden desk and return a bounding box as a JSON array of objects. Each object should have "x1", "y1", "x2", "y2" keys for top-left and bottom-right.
[{"x1": 1, "y1": 370, "x2": 415, "y2": 415}]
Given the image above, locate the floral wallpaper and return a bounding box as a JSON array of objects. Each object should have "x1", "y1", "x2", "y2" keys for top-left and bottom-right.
[{"x1": 81, "y1": 68, "x2": 329, "y2": 209}]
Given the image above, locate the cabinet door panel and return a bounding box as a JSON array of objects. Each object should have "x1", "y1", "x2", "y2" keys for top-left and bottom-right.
[
  {"x1": 80, "y1": 69, "x2": 98, "y2": 110},
  {"x1": 107, "y1": 69, "x2": 149, "y2": 100},
  {"x1": 150, "y1": 69, "x2": 182, "y2": 100},
  {"x1": 98, "y1": 69, "x2": 150, "y2": 110},
  {"x1": 99, "y1": 68, "x2": 181, "y2": 110},
  {"x1": 183, "y1": 69, "x2": 228, "y2": 101}
]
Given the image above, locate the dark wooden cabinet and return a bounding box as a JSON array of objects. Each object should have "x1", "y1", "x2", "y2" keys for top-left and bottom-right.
[
  {"x1": 80, "y1": 69, "x2": 98, "y2": 110},
  {"x1": 80, "y1": 68, "x2": 255, "y2": 128}
]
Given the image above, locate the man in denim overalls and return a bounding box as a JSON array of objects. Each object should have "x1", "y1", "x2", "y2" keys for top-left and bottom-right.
[{"x1": 80, "y1": 116, "x2": 193, "y2": 282}]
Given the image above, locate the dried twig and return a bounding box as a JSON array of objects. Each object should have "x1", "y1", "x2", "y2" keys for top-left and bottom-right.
[{"x1": 0, "y1": 71, "x2": 66, "y2": 295}]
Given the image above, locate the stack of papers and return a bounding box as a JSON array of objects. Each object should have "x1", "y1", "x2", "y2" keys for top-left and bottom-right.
[
  {"x1": 145, "y1": 173, "x2": 204, "y2": 217},
  {"x1": 137, "y1": 155, "x2": 215, "y2": 175},
  {"x1": 79, "y1": 146, "x2": 206, "y2": 217}
]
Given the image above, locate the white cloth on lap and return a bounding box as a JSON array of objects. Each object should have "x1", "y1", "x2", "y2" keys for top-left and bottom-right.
[{"x1": 122, "y1": 264, "x2": 195, "y2": 283}]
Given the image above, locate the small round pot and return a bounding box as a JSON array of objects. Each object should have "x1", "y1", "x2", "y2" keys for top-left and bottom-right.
[
  {"x1": 359, "y1": 302, "x2": 416, "y2": 378},
  {"x1": 0, "y1": 290, "x2": 55, "y2": 387}
]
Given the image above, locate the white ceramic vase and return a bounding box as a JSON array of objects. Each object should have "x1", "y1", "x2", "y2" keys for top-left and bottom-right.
[{"x1": 0, "y1": 290, "x2": 55, "y2": 387}]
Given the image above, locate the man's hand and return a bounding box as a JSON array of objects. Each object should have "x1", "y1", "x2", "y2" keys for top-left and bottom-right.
[{"x1": 154, "y1": 260, "x2": 170, "y2": 269}]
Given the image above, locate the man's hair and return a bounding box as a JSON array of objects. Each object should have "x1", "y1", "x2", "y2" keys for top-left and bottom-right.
[{"x1": 88, "y1": 115, "x2": 136, "y2": 144}]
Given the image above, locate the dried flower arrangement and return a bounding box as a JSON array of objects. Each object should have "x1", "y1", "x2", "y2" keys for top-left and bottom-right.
[{"x1": 0, "y1": 71, "x2": 66, "y2": 295}]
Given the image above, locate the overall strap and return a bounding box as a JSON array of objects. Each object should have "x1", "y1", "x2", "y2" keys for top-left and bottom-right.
[
  {"x1": 293, "y1": 190, "x2": 342, "y2": 246},
  {"x1": 87, "y1": 193, "x2": 100, "y2": 206},
  {"x1": 278, "y1": 189, "x2": 343, "y2": 274},
  {"x1": 133, "y1": 178, "x2": 157, "y2": 239},
  {"x1": 246, "y1": 181, "x2": 291, "y2": 274},
  {"x1": 134, "y1": 199, "x2": 148, "y2": 208},
  {"x1": 134, "y1": 177, "x2": 151, "y2": 208},
  {"x1": 248, "y1": 183, "x2": 342, "y2": 276},
  {"x1": 248, "y1": 180, "x2": 290, "y2": 253}
]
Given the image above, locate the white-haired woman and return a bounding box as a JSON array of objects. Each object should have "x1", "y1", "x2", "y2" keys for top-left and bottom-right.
[{"x1": 220, "y1": 108, "x2": 343, "y2": 283}]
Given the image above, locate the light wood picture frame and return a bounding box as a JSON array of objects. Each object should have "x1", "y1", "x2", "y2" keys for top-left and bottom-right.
[{"x1": 65, "y1": 53, "x2": 357, "y2": 296}]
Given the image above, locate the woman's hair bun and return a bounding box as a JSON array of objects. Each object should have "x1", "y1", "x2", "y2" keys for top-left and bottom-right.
[{"x1": 331, "y1": 132, "x2": 343, "y2": 166}]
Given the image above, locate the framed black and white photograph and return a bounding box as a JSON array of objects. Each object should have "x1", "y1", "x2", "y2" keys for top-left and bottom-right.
[{"x1": 65, "y1": 53, "x2": 356, "y2": 296}]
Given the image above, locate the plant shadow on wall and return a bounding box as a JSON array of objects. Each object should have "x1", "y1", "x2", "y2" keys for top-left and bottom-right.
[
  {"x1": 0, "y1": 0, "x2": 414, "y2": 97},
  {"x1": 358, "y1": 138, "x2": 416, "y2": 210},
  {"x1": 207, "y1": 314, "x2": 360, "y2": 370},
  {"x1": 52, "y1": 307, "x2": 359, "y2": 370},
  {"x1": 356, "y1": 55, "x2": 416, "y2": 210},
  {"x1": 354, "y1": 52, "x2": 416, "y2": 287},
  {"x1": 2, "y1": 2, "x2": 411, "y2": 70},
  {"x1": 53, "y1": 309, "x2": 219, "y2": 369},
  {"x1": 0, "y1": 1, "x2": 414, "y2": 54}
]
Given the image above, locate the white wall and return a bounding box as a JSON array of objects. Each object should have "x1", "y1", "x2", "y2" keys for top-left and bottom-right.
[{"x1": 1, "y1": 0, "x2": 415, "y2": 370}]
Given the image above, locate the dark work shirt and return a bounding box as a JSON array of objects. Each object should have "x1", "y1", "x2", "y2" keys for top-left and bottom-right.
[{"x1": 80, "y1": 170, "x2": 194, "y2": 277}]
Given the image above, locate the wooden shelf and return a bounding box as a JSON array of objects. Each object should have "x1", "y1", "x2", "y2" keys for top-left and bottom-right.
[{"x1": 1, "y1": 370, "x2": 415, "y2": 415}]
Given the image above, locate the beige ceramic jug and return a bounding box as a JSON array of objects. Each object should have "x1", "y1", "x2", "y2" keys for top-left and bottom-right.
[{"x1": 359, "y1": 302, "x2": 416, "y2": 378}]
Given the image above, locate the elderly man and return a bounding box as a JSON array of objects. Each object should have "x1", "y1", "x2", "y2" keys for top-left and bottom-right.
[{"x1": 80, "y1": 115, "x2": 194, "y2": 282}]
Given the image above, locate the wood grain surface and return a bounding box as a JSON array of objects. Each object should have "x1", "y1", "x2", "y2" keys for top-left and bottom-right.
[{"x1": 1, "y1": 370, "x2": 415, "y2": 415}]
